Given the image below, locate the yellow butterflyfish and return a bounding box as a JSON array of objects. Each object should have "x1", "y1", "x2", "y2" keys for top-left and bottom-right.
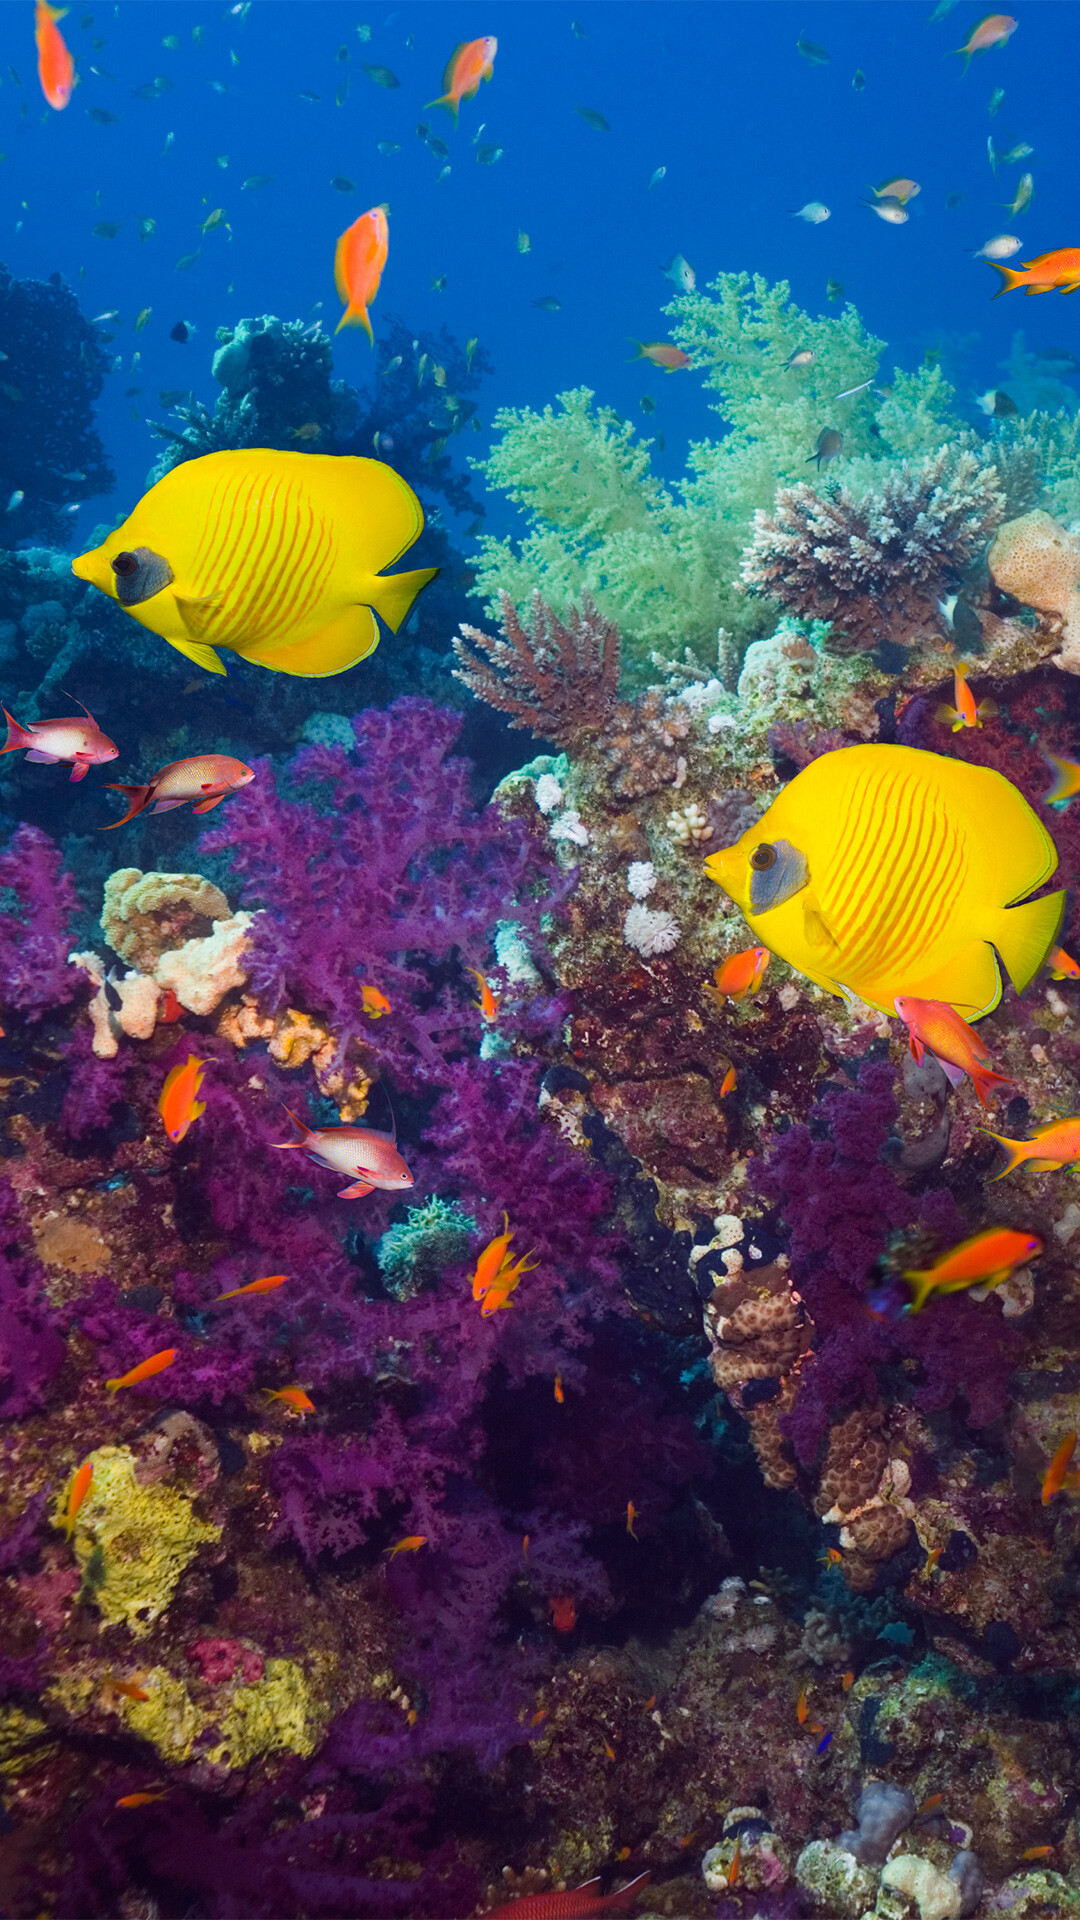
[{"x1": 72, "y1": 449, "x2": 437, "y2": 678}]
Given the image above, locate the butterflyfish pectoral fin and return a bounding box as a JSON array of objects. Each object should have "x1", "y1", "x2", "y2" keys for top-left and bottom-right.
[
  {"x1": 802, "y1": 898, "x2": 842, "y2": 965},
  {"x1": 164, "y1": 633, "x2": 227, "y2": 675}
]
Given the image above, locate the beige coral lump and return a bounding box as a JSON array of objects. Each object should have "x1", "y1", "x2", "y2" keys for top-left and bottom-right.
[
  {"x1": 101, "y1": 868, "x2": 256, "y2": 1017},
  {"x1": 988, "y1": 509, "x2": 1080, "y2": 673}
]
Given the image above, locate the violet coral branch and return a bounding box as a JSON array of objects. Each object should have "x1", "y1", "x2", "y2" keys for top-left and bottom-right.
[
  {"x1": 452, "y1": 590, "x2": 620, "y2": 745},
  {"x1": 740, "y1": 447, "x2": 1006, "y2": 655}
]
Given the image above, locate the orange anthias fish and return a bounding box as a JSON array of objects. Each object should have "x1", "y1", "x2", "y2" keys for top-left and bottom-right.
[
  {"x1": 728, "y1": 1838, "x2": 741, "y2": 1887},
  {"x1": 158, "y1": 1056, "x2": 207, "y2": 1144},
  {"x1": 274, "y1": 1104, "x2": 413, "y2": 1200},
  {"x1": 471, "y1": 1213, "x2": 516, "y2": 1300},
  {"x1": 103, "y1": 1677, "x2": 150, "y2": 1703},
  {"x1": 935, "y1": 665, "x2": 997, "y2": 732},
  {"x1": 385, "y1": 1534, "x2": 427, "y2": 1556},
  {"x1": 1044, "y1": 754, "x2": 1080, "y2": 805},
  {"x1": 35, "y1": 0, "x2": 74, "y2": 108},
  {"x1": 1021, "y1": 1845, "x2": 1057, "y2": 1861},
  {"x1": 953, "y1": 12, "x2": 1018, "y2": 69},
  {"x1": 360, "y1": 984, "x2": 392, "y2": 1018},
  {"x1": 990, "y1": 249, "x2": 1080, "y2": 298},
  {"x1": 59, "y1": 1459, "x2": 93, "y2": 1537},
  {"x1": 2, "y1": 700, "x2": 118, "y2": 781},
  {"x1": 901, "y1": 1226, "x2": 1042, "y2": 1313},
  {"x1": 550, "y1": 1594, "x2": 576, "y2": 1633},
  {"x1": 103, "y1": 754, "x2": 254, "y2": 827},
  {"x1": 1041, "y1": 1432, "x2": 1077, "y2": 1505},
  {"x1": 719, "y1": 1066, "x2": 737, "y2": 1098},
  {"x1": 265, "y1": 1386, "x2": 314, "y2": 1412},
  {"x1": 984, "y1": 1116, "x2": 1080, "y2": 1179},
  {"x1": 554, "y1": 1373, "x2": 565, "y2": 1403},
  {"x1": 106, "y1": 1349, "x2": 178, "y2": 1393},
  {"x1": 486, "y1": 1871, "x2": 651, "y2": 1919},
  {"x1": 466, "y1": 966, "x2": 501, "y2": 1023},
  {"x1": 710, "y1": 946, "x2": 770, "y2": 1005},
  {"x1": 626, "y1": 1501, "x2": 638, "y2": 1538},
  {"x1": 214, "y1": 1274, "x2": 289, "y2": 1301},
  {"x1": 334, "y1": 205, "x2": 389, "y2": 342},
  {"x1": 796, "y1": 1686, "x2": 809, "y2": 1724},
  {"x1": 630, "y1": 340, "x2": 691, "y2": 371},
  {"x1": 427, "y1": 35, "x2": 497, "y2": 122},
  {"x1": 116, "y1": 1790, "x2": 168, "y2": 1810},
  {"x1": 480, "y1": 1247, "x2": 539, "y2": 1318},
  {"x1": 893, "y1": 996, "x2": 1015, "y2": 1111},
  {"x1": 1050, "y1": 946, "x2": 1080, "y2": 981}
]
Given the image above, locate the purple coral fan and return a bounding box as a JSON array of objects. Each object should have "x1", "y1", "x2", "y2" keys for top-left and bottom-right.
[
  {"x1": 0, "y1": 824, "x2": 81, "y2": 1020},
  {"x1": 0, "y1": 1178, "x2": 64, "y2": 1418}
]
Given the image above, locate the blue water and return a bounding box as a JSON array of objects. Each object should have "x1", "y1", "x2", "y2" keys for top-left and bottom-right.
[{"x1": 2, "y1": 0, "x2": 1075, "y2": 540}]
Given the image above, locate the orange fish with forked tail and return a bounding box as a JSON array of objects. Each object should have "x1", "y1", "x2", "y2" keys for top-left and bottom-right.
[
  {"x1": 989, "y1": 248, "x2": 1080, "y2": 297},
  {"x1": 984, "y1": 1115, "x2": 1080, "y2": 1178},
  {"x1": 901, "y1": 1226, "x2": 1042, "y2": 1313},
  {"x1": 35, "y1": 0, "x2": 74, "y2": 108},
  {"x1": 103, "y1": 754, "x2": 254, "y2": 827},
  {"x1": 894, "y1": 996, "x2": 1015, "y2": 1110},
  {"x1": 106, "y1": 1349, "x2": 178, "y2": 1393},
  {"x1": 335, "y1": 206, "x2": 389, "y2": 342},
  {"x1": 158, "y1": 1056, "x2": 207, "y2": 1144},
  {"x1": 1041, "y1": 1432, "x2": 1078, "y2": 1505},
  {"x1": 427, "y1": 36, "x2": 497, "y2": 123},
  {"x1": 58, "y1": 1460, "x2": 93, "y2": 1537}
]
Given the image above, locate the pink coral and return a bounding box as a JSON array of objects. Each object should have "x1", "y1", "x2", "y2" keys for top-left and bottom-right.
[{"x1": 186, "y1": 1638, "x2": 265, "y2": 1686}]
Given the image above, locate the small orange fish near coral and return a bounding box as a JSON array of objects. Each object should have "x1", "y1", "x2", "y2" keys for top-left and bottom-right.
[
  {"x1": 710, "y1": 946, "x2": 770, "y2": 1004},
  {"x1": 630, "y1": 340, "x2": 691, "y2": 371},
  {"x1": 158, "y1": 1056, "x2": 207, "y2": 1144},
  {"x1": 1049, "y1": 945, "x2": 1080, "y2": 980},
  {"x1": 728, "y1": 1837, "x2": 741, "y2": 1886},
  {"x1": 554, "y1": 1373, "x2": 565, "y2": 1403},
  {"x1": 796, "y1": 1686, "x2": 808, "y2": 1724},
  {"x1": 894, "y1": 996, "x2": 1015, "y2": 1112},
  {"x1": 902, "y1": 1226, "x2": 1042, "y2": 1313},
  {"x1": 35, "y1": 0, "x2": 74, "y2": 109},
  {"x1": 214, "y1": 1274, "x2": 288, "y2": 1301},
  {"x1": 360, "y1": 984, "x2": 392, "y2": 1018},
  {"x1": 1022, "y1": 1845, "x2": 1056, "y2": 1860},
  {"x1": 427, "y1": 35, "x2": 497, "y2": 122},
  {"x1": 818, "y1": 1547, "x2": 842, "y2": 1567},
  {"x1": 935, "y1": 664, "x2": 997, "y2": 732},
  {"x1": 922, "y1": 1545, "x2": 943, "y2": 1578},
  {"x1": 265, "y1": 1386, "x2": 314, "y2": 1413},
  {"x1": 719, "y1": 1066, "x2": 737, "y2": 1097},
  {"x1": 116, "y1": 1790, "x2": 167, "y2": 1810},
  {"x1": 1042, "y1": 1432, "x2": 1077, "y2": 1505},
  {"x1": 104, "y1": 1677, "x2": 151, "y2": 1703},
  {"x1": 471, "y1": 1212, "x2": 516, "y2": 1301},
  {"x1": 626, "y1": 1501, "x2": 638, "y2": 1538},
  {"x1": 841, "y1": 1671, "x2": 855, "y2": 1691},
  {"x1": 59, "y1": 1459, "x2": 93, "y2": 1537},
  {"x1": 106, "y1": 1349, "x2": 178, "y2": 1393},
  {"x1": 386, "y1": 1534, "x2": 427, "y2": 1556},
  {"x1": 984, "y1": 1115, "x2": 1080, "y2": 1179},
  {"x1": 530, "y1": 1708, "x2": 547, "y2": 1726},
  {"x1": 157, "y1": 988, "x2": 184, "y2": 1024},
  {"x1": 480, "y1": 1247, "x2": 538, "y2": 1317},
  {"x1": 602, "y1": 1738, "x2": 616, "y2": 1761},
  {"x1": 550, "y1": 1594, "x2": 576, "y2": 1633},
  {"x1": 334, "y1": 205, "x2": 389, "y2": 342},
  {"x1": 466, "y1": 965, "x2": 501, "y2": 1023}
]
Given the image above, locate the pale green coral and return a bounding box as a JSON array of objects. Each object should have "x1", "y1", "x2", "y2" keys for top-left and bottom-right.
[
  {"x1": 51, "y1": 1658, "x2": 322, "y2": 1769},
  {"x1": 0, "y1": 1703, "x2": 51, "y2": 1775},
  {"x1": 376, "y1": 1195, "x2": 478, "y2": 1299},
  {"x1": 210, "y1": 1657, "x2": 321, "y2": 1767},
  {"x1": 65, "y1": 1445, "x2": 221, "y2": 1637},
  {"x1": 118, "y1": 1667, "x2": 202, "y2": 1763}
]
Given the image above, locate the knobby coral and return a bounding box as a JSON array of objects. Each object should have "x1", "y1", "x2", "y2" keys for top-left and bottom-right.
[{"x1": 741, "y1": 447, "x2": 1007, "y2": 655}]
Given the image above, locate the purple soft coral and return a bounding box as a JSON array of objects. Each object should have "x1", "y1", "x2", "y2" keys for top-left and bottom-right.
[{"x1": 0, "y1": 823, "x2": 80, "y2": 1020}]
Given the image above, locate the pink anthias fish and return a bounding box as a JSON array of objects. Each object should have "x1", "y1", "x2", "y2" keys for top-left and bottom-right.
[
  {"x1": 102, "y1": 754, "x2": 254, "y2": 828},
  {"x1": 274, "y1": 1105, "x2": 414, "y2": 1200},
  {"x1": 1, "y1": 699, "x2": 118, "y2": 781}
]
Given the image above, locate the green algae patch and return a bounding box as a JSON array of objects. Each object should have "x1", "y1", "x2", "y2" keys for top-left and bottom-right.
[
  {"x1": 121, "y1": 1667, "x2": 202, "y2": 1763},
  {"x1": 0, "y1": 1704, "x2": 51, "y2": 1776},
  {"x1": 68, "y1": 1446, "x2": 221, "y2": 1636},
  {"x1": 208, "y1": 1657, "x2": 321, "y2": 1767}
]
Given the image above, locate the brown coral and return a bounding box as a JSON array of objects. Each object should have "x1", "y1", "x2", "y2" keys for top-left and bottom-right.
[
  {"x1": 988, "y1": 508, "x2": 1080, "y2": 673},
  {"x1": 595, "y1": 689, "x2": 691, "y2": 803},
  {"x1": 814, "y1": 1405, "x2": 889, "y2": 1518},
  {"x1": 704, "y1": 1264, "x2": 816, "y2": 1490},
  {"x1": 741, "y1": 447, "x2": 1006, "y2": 655},
  {"x1": 453, "y1": 591, "x2": 620, "y2": 745}
]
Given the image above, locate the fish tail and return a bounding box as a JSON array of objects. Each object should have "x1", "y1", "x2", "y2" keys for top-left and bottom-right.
[
  {"x1": 1, "y1": 707, "x2": 34, "y2": 753},
  {"x1": 369, "y1": 565, "x2": 440, "y2": 634},
  {"x1": 100, "y1": 783, "x2": 151, "y2": 829},
  {"x1": 424, "y1": 91, "x2": 459, "y2": 122},
  {"x1": 1043, "y1": 754, "x2": 1078, "y2": 805},
  {"x1": 992, "y1": 888, "x2": 1067, "y2": 995},
  {"x1": 982, "y1": 1131, "x2": 1030, "y2": 1178},
  {"x1": 901, "y1": 1268, "x2": 937, "y2": 1313},
  {"x1": 968, "y1": 1064, "x2": 1016, "y2": 1112},
  {"x1": 989, "y1": 262, "x2": 1025, "y2": 298},
  {"x1": 274, "y1": 1104, "x2": 311, "y2": 1150},
  {"x1": 335, "y1": 303, "x2": 373, "y2": 343}
]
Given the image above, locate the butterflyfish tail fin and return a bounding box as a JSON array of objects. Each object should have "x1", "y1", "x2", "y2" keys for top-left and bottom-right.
[
  {"x1": 989, "y1": 262, "x2": 1025, "y2": 298},
  {"x1": 992, "y1": 887, "x2": 1067, "y2": 995},
  {"x1": 100, "y1": 783, "x2": 152, "y2": 829},
  {"x1": 369, "y1": 564, "x2": 439, "y2": 634}
]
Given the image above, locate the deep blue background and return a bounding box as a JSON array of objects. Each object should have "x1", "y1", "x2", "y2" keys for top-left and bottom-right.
[{"x1": 1, "y1": 0, "x2": 1076, "y2": 540}]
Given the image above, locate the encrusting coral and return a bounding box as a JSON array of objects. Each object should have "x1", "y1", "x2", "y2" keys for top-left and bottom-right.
[
  {"x1": 989, "y1": 507, "x2": 1080, "y2": 673},
  {"x1": 741, "y1": 447, "x2": 1006, "y2": 656}
]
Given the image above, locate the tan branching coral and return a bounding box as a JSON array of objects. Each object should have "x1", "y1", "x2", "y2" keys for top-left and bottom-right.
[
  {"x1": 741, "y1": 447, "x2": 1006, "y2": 654},
  {"x1": 453, "y1": 591, "x2": 620, "y2": 744},
  {"x1": 988, "y1": 508, "x2": 1080, "y2": 673},
  {"x1": 704, "y1": 1263, "x2": 816, "y2": 1489}
]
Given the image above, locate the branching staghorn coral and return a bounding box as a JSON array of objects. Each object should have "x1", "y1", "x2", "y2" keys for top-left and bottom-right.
[
  {"x1": 453, "y1": 590, "x2": 620, "y2": 743},
  {"x1": 740, "y1": 446, "x2": 1006, "y2": 655}
]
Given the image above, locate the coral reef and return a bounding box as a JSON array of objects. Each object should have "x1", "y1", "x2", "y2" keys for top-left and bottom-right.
[
  {"x1": 0, "y1": 263, "x2": 115, "y2": 548},
  {"x1": 989, "y1": 507, "x2": 1080, "y2": 672},
  {"x1": 454, "y1": 591, "x2": 620, "y2": 741}
]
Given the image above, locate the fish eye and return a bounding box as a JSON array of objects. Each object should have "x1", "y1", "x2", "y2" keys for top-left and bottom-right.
[
  {"x1": 750, "y1": 844, "x2": 777, "y2": 872},
  {"x1": 112, "y1": 551, "x2": 139, "y2": 577}
]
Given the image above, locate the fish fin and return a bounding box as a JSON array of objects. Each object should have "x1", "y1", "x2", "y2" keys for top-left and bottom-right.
[
  {"x1": 1044, "y1": 753, "x2": 1080, "y2": 805},
  {"x1": 968, "y1": 1064, "x2": 1017, "y2": 1111},
  {"x1": 338, "y1": 1179, "x2": 375, "y2": 1198},
  {"x1": 368, "y1": 564, "x2": 440, "y2": 635},
  {"x1": 150, "y1": 798, "x2": 187, "y2": 813},
  {"x1": 901, "y1": 1268, "x2": 936, "y2": 1314},
  {"x1": 1, "y1": 707, "x2": 34, "y2": 752},
  {"x1": 989, "y1": 262, "x2": 1025, "y2": 297},
  {"x1": 273, "y1": 1104, "x2": 311, "y2": 1150},
  {"x1": 174, "y1": 593, "x2": 224, "y2": 638},
  {"x1": 608, "y1": 1874, "x2": 652, "y2": 1909},
  {"x1": 934, "y1": 703, "x2": 960, "y2": 727},
  {"x1": 802, "y1": 897, "x2": 842, "y2": 964},
  {"x1": 335, "y1": 302, "x2": 373, "y2": 343},
  {"x1": 425, "y1": 91, "x2": 460, "y2": 122},
  {"x1": 100, "y1": 783, "x2": 151, "y2": 830},
  {"x1": 983, "y1": 1132, "x2": 1028, "y2": 1180},
  {"x1": 992, "y1": 888, "x2": 1067, "y2": 995},
  {"x1": 932, "y1": 1052, "x2": 968, "y2": 1089},
  {"x1": 235, "y1": 604, "x2": 381, "y2": 677},
  {"x1": 1026, "y1": 1156, "x2": 1066, "y2": 1171},
  {"x1": 978, "y1": 698, "x2": 999, "y2": 720},
  {"x1": 23, "y1": 749, "x2": 60, "y2": 764},
  {"x1": 191, "y1": 792, "x2": 226, "y2": 813},
  {"x1": 69, "y1": 757, "x2": 92, "y2": 782},
  {"x1": 165, "y1": 632, "x2": 227, "y2": 675}
]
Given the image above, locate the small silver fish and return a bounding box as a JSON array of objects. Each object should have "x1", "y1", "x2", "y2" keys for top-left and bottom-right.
[
  {"x1": 1005, "y1": 172, "x2": 1034, "y2": 217},
  {"x1": 5, "y1": 490, "x2": 24, "y2": 512},
  {"x1": 973, "y1": 233, "x2": 1021, "y2": 260},
  {"x1": 661, "y1": 252, "x2": 696, "y2": 293},
  {"x1": 796, "y1": 37, "x2": 830, "y2": 64},
  {"x1": 832, "y1": 377, "x2": 876, "y2": 401},
  {"x1": 807, "y1": 427, "x2": 843, "y2": 469},
  {"x1": 649, "y1": 166, "x2": 666, "y2": 189},
  {"x1": 1001, "y1": 142, "x2": 1033, "y2": 164},
  {"x1": 785, "y1": 348, "x2": 815, "y2": 369},
  {"x1": 862, "y1": 196, "x2": 908, "y2": 224},
  {"x1": 791, "y1": 201, "x2": 830, "y2": 223},
  {"x1": 988, "y1": 86, "x2": 1005, "y2": 116}
]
